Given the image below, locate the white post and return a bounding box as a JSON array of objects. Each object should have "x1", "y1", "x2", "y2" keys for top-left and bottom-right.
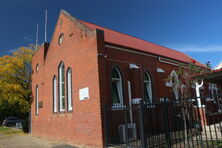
[
  {"x1": 128, "y1": 81, "x2": 133, "y2": 125},
  {"x1": 195, "y1": 80, "x2": 203, "y2": 108}
]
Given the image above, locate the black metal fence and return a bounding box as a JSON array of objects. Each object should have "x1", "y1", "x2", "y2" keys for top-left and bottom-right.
[{"x1": 103, "y1": 97, "x2": 222, "y2": 148}]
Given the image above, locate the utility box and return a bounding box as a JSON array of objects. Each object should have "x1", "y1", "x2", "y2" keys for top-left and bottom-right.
[{"x1": 118, "y1": 123, "x2": 137, "y2": 143}]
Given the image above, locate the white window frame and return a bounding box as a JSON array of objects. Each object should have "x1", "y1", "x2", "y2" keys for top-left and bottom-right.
[
  {"x1": 111, "y1": 68, "x2": 123, "y2": 106},
  {"x1": 53, "y1": 76, "x2": 57, "y2": 113},
  {"x1": 67, "y1": 68, "x2": 73, "y2": 111},
  {"x1": 59, "y1": 62, "x2": 65, "y2": 112},
  {"x1": 144, "y1": 72, "x2": 153, "y2": 103},
  {"x1": 36, "y1": 85, "x2": 39, "y2": 115},
  {"x1": 171, "y1": 71, "x2": 179, "y2": 100}
]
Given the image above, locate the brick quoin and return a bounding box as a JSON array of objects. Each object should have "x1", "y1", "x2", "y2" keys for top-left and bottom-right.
[{"x1": 31, "y1": 10, "x2": 220, "y2": 148}]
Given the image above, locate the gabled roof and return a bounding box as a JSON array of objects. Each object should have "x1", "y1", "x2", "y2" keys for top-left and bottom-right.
[
  {"x1": 79, "y1": 20, "x2": 205, "y2": 67},
  {"x1": 59, "y1": 10, "x2": 205, "y2": 67}
]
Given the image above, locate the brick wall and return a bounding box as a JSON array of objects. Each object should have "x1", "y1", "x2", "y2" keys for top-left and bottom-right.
[
  {"x1": 31, "y1": 11, "x2": 103, "y2": 148},
  {"x1": 31, "y1": 10, "x2": 220, "y2": 148},
  {"x1": 98, "y1": 43, "x2": 181, "y2": 106}
]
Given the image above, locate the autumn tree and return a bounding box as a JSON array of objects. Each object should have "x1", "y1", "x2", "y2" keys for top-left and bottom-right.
[{"x1": 0, "y1": 47, "x2": 34, "y2": 121}]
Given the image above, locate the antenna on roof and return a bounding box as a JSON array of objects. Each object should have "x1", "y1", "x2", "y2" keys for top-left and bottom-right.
[
  {"x1": 35, "y1": 23, "x2": 39, "y2": 50},
  {"x1": 44, "y1": 10, "x2": 48, "y2": 42}
]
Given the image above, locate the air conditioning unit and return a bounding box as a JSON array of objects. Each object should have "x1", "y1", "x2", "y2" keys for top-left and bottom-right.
[{"x1": 118, "y1": 123, "x2": 137, "y2": 143}]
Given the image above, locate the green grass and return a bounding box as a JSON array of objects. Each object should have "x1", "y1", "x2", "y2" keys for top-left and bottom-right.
[
  {"x1": 0, "y1": 126, "x2": 24, "y2": 136},
  {"x1": 205, "y1": 141, "x2": 222, "y2": 148},
  {"x1": 195, "y1": 141, "x2": 222, "y2": 148}
]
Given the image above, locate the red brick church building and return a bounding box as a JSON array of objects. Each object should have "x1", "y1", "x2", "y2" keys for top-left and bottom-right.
[{"x1": 31, "y1": 10, "x2": 216, "y2": 147}]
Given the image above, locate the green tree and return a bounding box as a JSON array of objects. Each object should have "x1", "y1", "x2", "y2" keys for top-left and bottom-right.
[
  {"x1": 176, "y1": 60, "x2": 206, "y2": 98},
  {"x1": 167, "y1": 60, "x2": 209, "y2": 147},
  {"x1": 0, "y1": 47, "x2": 34, "y2": 121}
]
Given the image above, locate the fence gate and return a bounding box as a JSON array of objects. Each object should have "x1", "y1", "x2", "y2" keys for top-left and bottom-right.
[{"x1": 103, "y1": 98, "x2": 222, "y2": 148}]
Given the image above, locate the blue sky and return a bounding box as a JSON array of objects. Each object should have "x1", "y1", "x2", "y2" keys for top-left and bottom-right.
[{"x1": 0, "y1": 0, "x2": 222, "y2": 67}]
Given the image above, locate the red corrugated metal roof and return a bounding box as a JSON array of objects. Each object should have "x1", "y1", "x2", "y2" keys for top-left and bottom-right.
[
  {"x1": 213, "y1": 69, "x2": 222, "y2": 72},
  {"x1": 79, "y1": 20, "x2": 205, "y2": 67}
]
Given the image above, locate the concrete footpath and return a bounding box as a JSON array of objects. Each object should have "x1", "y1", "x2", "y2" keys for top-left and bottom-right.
[{"x1": 0, "y1": 134, "x2": 77, "y2": 148}]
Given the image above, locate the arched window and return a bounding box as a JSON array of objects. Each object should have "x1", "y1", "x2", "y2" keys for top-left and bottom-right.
[
  {"x1": 59, "y1": 62, "x2": 65, "y2": 112},
  {"x1": 36, "y1": 85, "x2": 39, "y2": 115},
  {"x1": 67, "y1": 68, "x2": 72, "y2": 111},
  {"x1": 171, "y1": 71, "x2": 179, "y2": 100},
  {"x1": 53, "y1": 76, "x2": 57, "y2": 113},
  {"x1": 111, "y1": 68, "x2": 123, "y2": 105},
  {"x1": 36, "y1": 64, "x2": 39, "y2": 73},
  {"x1": 144, "y1": 72, "x2": 153, "y2": 103}
]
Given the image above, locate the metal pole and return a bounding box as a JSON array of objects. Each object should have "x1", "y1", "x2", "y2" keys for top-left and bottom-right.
[
  {"x1": 103, "y1": 104, "x2": 109, "y2": 147},
  {"x1": 139, "y1": 101, "x2": 148, "y2": 148},
  {"x1": 45, "y1": 10, "x2": 47, "y2": 42},
  {"x1": 128, "y1": 81, "x2": 133, "y2": 125},
  {"x1": 162, "y1": 97, "x2": 171, "y2": 148},
  {"x1": 35, "y1": 23, "x2": 39, "y2": 50}
]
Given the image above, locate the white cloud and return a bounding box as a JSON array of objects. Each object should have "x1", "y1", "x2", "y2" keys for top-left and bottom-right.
[
  {"x1": 23, "y1": 36, "x2": 33, "y2": 41},
  {"x1": 166, "y1": 44, "x2": 222, "y2": 52},
  {"x1": 8, "y1": 48, "x2": 18, "y2": 53}
]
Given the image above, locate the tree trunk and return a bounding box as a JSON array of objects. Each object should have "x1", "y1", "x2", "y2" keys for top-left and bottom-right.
[{"x1": 182, "y1": 107, "x2": 188, "y2": 148}]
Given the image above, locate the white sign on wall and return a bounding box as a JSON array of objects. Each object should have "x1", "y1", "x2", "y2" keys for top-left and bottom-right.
[{"x1": 79, "y1": 87, "x2": 89, "y2": 100}]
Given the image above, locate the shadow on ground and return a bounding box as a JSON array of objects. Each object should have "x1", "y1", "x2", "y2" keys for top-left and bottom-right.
[{"x1": 52, "y1": 144, "x2": 77, "y2": 148}]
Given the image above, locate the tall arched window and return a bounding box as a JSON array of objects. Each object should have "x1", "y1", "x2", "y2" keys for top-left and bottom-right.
[
  {"x1": 67, "y1": 68, "x2": 73, "y2": 111},
  {"x1": 59, "y1": 62, "x2": 65, "y2": 112},
  {"x1": 53, "y1": 76, "x2": 57, "y2": 113},
  {"x1": 36, "y1": 85, "x2": 39, "y2": 115},
  {"x1": 111, "y1": 68, "x2": 123, "y2": 105},
  {"x1": 171, "y1": 71, "x2": 179, "y2": 100},
  {"x1": 144, "y1": 72, "x2": 153, "y2": 103}
]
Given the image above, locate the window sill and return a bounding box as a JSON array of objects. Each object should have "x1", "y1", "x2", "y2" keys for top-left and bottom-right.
[
  {"x1": 59, "y1": 110, "x2": 66, "y2": 113},
  {"x1": 146, "y1": 104, "x2": 156, "y2": 108},
  {"x1": 112, "y1": 104, "x2": 126, "y2": 110},
  {"x1": 67, "y1": 110, "x2": 73, "y2": 113}
]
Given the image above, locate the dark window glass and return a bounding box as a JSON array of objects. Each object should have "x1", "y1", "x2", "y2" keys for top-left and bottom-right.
[
  {"x1": 144, "y1": 84, "x2": 150, "y2": 103},
  {"x1": 144, "y1": 72, "x2": 152, "y2": 103},
  {"x1": 144, "y1": 73, "x2": 149, "y2": 81},
  {"x1": 112, "y1": 82, "x2": 120, "y2": 104},
  {"x1": 112, "y1": 68, "x2": 120, "y2": 79}
]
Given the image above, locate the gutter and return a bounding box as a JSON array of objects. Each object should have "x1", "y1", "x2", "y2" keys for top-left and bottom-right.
[
  {"x1": 158, "y1": 56, "x2": 180, "y2": 67},
  {"x1": 105, "y1": 43, "x2": 195, "y2": 68}
]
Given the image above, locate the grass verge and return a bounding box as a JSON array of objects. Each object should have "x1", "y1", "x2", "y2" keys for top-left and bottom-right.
[{"x1": 0, "y1": 126, "x2": 25, "y2": 137}]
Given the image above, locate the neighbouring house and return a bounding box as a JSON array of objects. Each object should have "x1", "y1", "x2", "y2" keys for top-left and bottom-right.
[
  {"x1": 214, "y1": 61, "x2": 222, "y2": 70},
  {"x1": 31, "y1": 10, "x2": 221, "y2": 148},
  {"x1": 195, "y1": 69, "x2": 222, "y2": 125}
]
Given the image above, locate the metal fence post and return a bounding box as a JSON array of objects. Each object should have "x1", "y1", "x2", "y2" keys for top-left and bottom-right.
[
  {"x1": 124, "y1": 106, "x2": 129, "y2": 146},
  {"x1": 139, "y1": 100, "x2": 148, "y2": 148},
  {"x1": 162, "y1": 97, "x2": 171, "y2": 148},
  {"x1": 103, "y1": 104, "x2": 109, "y2": 147}
]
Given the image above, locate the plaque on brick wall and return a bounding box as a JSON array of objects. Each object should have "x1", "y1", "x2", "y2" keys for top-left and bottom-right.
[{"x1": 79, "y1": 87, "x2": 89, "y2": 100}]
